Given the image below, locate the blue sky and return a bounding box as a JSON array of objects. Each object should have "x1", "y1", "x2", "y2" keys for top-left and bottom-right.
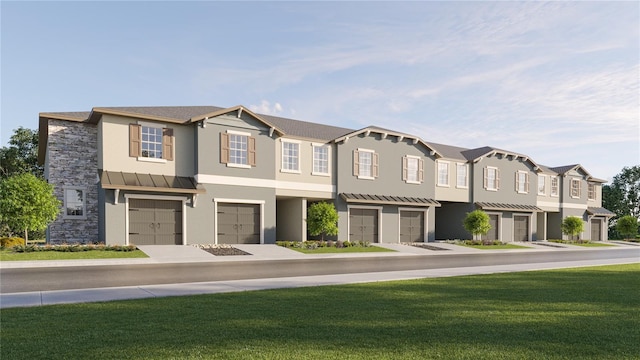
[{"x1": 1, "y1": 1, "x2": 638, "y2": 181}]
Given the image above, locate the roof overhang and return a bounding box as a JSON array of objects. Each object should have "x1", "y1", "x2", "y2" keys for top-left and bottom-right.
[
  {"x1": 586, "y1": 207, "x2": 615, "y2": 217},
  {"x1": 87, "y1": 108, "x2": 187, "y2": 125},
  {"x1": 340, "y1": 193, "x2": 440, "y2": 207},
  {"x1": 189, "y1": 105, "x2": 285, "y2": 136},
  {"x1": 473, "y1": 150, "x2": 542, "y2": 172},
  {"x1": 333, "y1": 127, "x2": 442, "y2": 158},
  {"x1": 476, "y1": 202, "x2": 542, "y2": 212},
  {"x1": 100, "y1": 171, "x2": 206, "y2": 194}
]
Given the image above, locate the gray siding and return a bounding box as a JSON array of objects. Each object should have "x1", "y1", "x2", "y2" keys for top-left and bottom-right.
[{"x1": 472, "y1": 155, "x2": 538, "y2": 205}]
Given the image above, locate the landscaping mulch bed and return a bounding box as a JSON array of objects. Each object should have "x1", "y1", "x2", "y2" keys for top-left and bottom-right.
[
  {"x1": 195, "y1": 245, "x2": 252, "y2": 256},
  {"x1": 409, "y1": 243, "x2": 450, "y2": 251},
  {"x1": 534, "y1": 242, "x2": 565, "y2": 248}
]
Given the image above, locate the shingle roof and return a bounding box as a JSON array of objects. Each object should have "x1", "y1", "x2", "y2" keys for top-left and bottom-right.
[
  {"x1": 261, "y1": 113, "x2": 353, "y2": 141},
  {"x1": 549, "y1": 164, "x2": 580, "y2": 174},
  {"x1": 476, "y1": 202, "x2": 542, "y2": 212},
  {"x1": 340, "y1": 193, "x2": 440, "y2": 207},
  {"x1": 426, "y1": 142, "x2": 469, "y2": 160}
]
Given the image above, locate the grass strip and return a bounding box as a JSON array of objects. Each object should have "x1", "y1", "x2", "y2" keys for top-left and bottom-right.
[
  {"x1": 460, "y1": 243, "x2": 530, "y2": 250},
  {"x1": 289, "y1": 246, "x2": 395, "y2": 254},
  {"x1": 0, "y1": 250, "x2": 148, "y2": 261},
  {"x1": 1, "y1": 263, "x2": 638, "y2": 359}
]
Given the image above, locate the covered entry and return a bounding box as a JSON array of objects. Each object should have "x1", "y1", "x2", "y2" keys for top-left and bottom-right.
[
  {"x1": 217, "y1": 203, "x2": 261, "y2": 244},
  {"x1": 349, "y1": 208, "x2": 379, "y2": 243},
  {"x1": 129, "y1": 199, "x2": 183, "y2": 245},
  {"x1": 400, "y1": 210, "x2": 424, "y2": 243}
]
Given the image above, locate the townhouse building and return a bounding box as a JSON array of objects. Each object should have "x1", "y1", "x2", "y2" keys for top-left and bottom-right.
[{"x1": 38, "y1": 105, "x2": 613, "y2": 245}]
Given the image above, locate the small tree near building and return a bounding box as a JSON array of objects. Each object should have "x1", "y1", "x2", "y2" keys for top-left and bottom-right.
[
  {"x1": 307, "y1": 202, "x2": 338, "y2": 241},
  {"x1": 463, "y1": 210, "x2": 491, "y2": 242},
  {"x1": 0, "y1": 173, "x2": 60, "y2": 241},
  {"x1": 616, "y1": 215, "x2": 639, "y2": 240},
  {"x1": 561, "y1": 216, "x2": 584, "y2": 242}
]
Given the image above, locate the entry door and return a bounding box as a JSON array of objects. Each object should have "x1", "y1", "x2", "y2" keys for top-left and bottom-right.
[
  {"x1": 591, "y1": 219, "x2": 602, "y2": 241},
  {"x1": 217, "y1": 203, "x2": 261, "y2": 244},
  {"x1": 129, "y1": 199, "x2": 182, "y2": 245},
  {"x1": 482, "y1": 214, "x2": 499, "y2": 241},
  {"x1": 349, "y1": 208, "x2": 379, "y2": 243},
  {"x1": 400, "y1": 211, "x2": 424, "y2": 243},
  {"x1": 514, "y1": 215, "x2": 529, "y2": 241}
]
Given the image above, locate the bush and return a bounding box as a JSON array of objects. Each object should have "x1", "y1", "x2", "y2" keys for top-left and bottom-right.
[
  {"x1": 1, "y1": 237, "x2": 26, "y2": 249},
  {"x1": 8, "y1": 243, "x2": 137, "y2": 253}
]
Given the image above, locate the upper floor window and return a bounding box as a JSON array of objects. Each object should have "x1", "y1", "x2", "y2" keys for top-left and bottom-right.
[
  {"x1": 484, "y1": 166, "x2": 500, "y2": 191},
  {"x1": 538, "y1": 175, "x2": 546, "y2": 195},
  {"x1": 312, "y1": 144, "x2": 329, "y2": 175},
  {"x1": 403, "y1": 155, "x2": 424, "y2": 184},
  {"x1": 550, "y1": 176, "x2": 559, "y2": 197},
  {"x1": 437, "y1": 161, "x2": 449, "y2": 187},
  {"x1": 516, "y1": 171, "x2": 529, "y2": 194},
  {"x1": 129, "y1": 124, "x2": 174, "y2": 161},
  {"x1": 588, "y1": 183, "x2": 596, "y2": 200},
  {"x1": 64, "y1": 187, "x2": 86, "y2": 219},
  {"x1": 220, "y1": 130, "x2": 256, "y2": 168},
  {"x1": 281, "y1": 140, "x2": 300, "y2": 173},
  {"x1": 353, "y1": 149, "x2": 378, "y2": 180},
  {"x1": 456, "y1": 163, "x2": 468, "y2": 188},
  {"x1": 570, "y1": 178, "x2": 581, "y2": 198}
]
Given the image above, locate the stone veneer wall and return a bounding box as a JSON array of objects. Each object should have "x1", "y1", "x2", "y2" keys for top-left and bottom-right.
[{"x1": 47, "y1": 120, "x2": 99, "y2": 244}]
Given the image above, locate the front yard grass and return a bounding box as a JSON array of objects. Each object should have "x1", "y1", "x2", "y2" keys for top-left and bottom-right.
[
  {"x1": 0, "y1": 249, "x2": 148, "y2": 261},
  {"x1": 2, "y1": 263, "x2": 638, "y2": 359},
  {"x1": 289, "y1": 246, "x2": 395, "y2": 254}
]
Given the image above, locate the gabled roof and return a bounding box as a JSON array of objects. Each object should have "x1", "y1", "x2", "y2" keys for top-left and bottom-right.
[
  {"x1": 426, "y1": 142, "x2": 469, "y2": 160},
  {"x1": 549, "y1": 164, "x2": 605, "y2": 182},
  {"x1": 461, "y1": 146, "x2": 542, "y2": 172},
  {"x1": 333, "y1": 126, "x2": 442, "y2": 158},
  {"x1": 189, "y1": 105, "x2": 285, "y2": 136}
]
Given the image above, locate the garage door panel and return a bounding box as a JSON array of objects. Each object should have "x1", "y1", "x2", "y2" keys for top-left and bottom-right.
[
  {"x1": 591, "y1": 220, "x2": 601, "y2": 241},
  {"x1": 349, "y1": 208, "x2": 378, "y2": 243},
  {"x1": 401, "y1": 211, "x2": 424, "y2": 243},
  {"x1": 217, "y1": 203, "x2": 261, "y2": 244},
  {"x1": 514, "y1": 215, "x2": 529, "y2": 241},
  {"x1": 129, "y1": 199, "x2": 183, "y2": 245},
  {"x1": 482, "y1": 215, "x2": 499, "y2": 241}
]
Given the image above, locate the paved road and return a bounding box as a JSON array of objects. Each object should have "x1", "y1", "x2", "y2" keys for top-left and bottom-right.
[{"x1": 2, "y1": 248, "x2": 637, "y2": 293}]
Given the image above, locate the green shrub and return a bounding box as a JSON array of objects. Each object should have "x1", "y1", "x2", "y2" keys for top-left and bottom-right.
[
  {"x1": 7, "y1": 243, "x2": 137, "y2": 253},
  {"x1": 1, "y1": 237, "x2": 26, "y2": 248}
]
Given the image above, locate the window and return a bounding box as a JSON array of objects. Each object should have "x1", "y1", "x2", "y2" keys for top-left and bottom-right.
[
  {"x1": 281, "y1": 140, "x2": 300, "y2": 172},
  {"x1": 437, "y1": 161, "x2": 449, "y2": 186},
  {"x1": 220, "y1": 131, "x2": 256, "y2": 167},
  {"x1": 588, "y1": 183, "x2": 596, "y2": 200},
  {"x1": 129, "y1": 124, "x2": 174, "y2": 161},
  {"x1": 403, "y1": 156, "x2": 424, "y2": 184},
  {"x1": 571, "y1": 178, "x2": 581, "y2": 198},
  {"x1": 484, "y1": 167, "x2": 500, "y2": 191},
  {"x1": 353, "y1": 149, "x2": 378, "y2": 179},
  {"x1": 456, "y1": 163, "x2": 468, "y2": 188},
  {"x1": 516, "y1": 171, "x2": 529, "y2": 194},
  {"x1": 64, "y1": 187, "x2": 86, "y2": 219},
  {"x1": 312, "y1": 144, "x2": 329, "y2": 175},
  {"x1": 538, "y1": 175, "x2": 546, "y2": 195},
  {"x1": 551, "y1": 176, "x2": 559, "y2": 196}
]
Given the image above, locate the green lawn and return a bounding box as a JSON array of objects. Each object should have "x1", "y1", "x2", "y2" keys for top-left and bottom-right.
[
  {"x1": 2, "y1": 263, "x2": 638, "y2": 359},
  {"x1": 0, "y1": 249, "x2": 148, "y2": 261},
  {"x1": 461, "y1": 243, "x2": 530, "y2": 250},
  {"x1": 290, "y1": 245, "x2": 395, "y2": 254}
]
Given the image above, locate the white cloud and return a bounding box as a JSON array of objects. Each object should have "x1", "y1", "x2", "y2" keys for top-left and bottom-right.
[{"x1": 249, "y1": 100, "x2": 285, "y2": 116}]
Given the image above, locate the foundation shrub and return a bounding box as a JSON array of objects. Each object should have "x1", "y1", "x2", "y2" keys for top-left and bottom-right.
[{"x1": 0, "y1": 237, "x2": 26, "y2": 249}]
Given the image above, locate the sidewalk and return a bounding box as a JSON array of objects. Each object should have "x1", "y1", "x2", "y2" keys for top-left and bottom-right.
[{"x1": 1, "y1": 241, "x2": 638, "y2": 309}]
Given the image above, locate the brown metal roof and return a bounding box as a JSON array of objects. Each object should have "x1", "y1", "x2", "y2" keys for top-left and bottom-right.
[
  {"x1": 476, "y1": 202, "x2": 542, "y2": 212},
  {"x1": 340, "y1": 193, "x2": 440, "y2": 207},
  {"x1": 100, "y1": 171, "x2": 205, "y2": 194},
  {"x1": 587, "y1": 207, "x2": 615, "y2": 217}
]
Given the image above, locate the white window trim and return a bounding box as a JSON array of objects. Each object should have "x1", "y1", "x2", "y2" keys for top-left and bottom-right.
[
  {"x1": 347, "y1": 205, "x2": 382, "y2": 243},
  {"x1": 280, "y1": 139, "x2": 301, "y2": 174},
  {"x1": 486, "y1": 166, "x2": 499, "y2": 191},
  {"x1": 570, "y1": 178, "x2": 581, "y2": 199},
  {"x1": 550, "y1": 176, "x2": 559, "y2": 197},
  {"x1": 587, "y1": 183, "x2": 596, "y2": 200},
  {"x1": 213, "y1": 198, "x2": 265, "y2": 245},
  {"x1": 311, "y1": 143, "x2": 331, "y2": 176},
  {"x1": 436, "y1": 160, "x2": 450, "y2": 187},
  {"x1": 226, "y1": 129, "x2": 252, "y2": 168},
  {"x1": 456, "y1": 162, "x2": 468, "y2": 189},
  {"x1": 516, "y1": 170, "x2": 529, "y2": 194},
  {"x1": 405, "y1": 155, "x2": 422, "y2": 185},
  {"x1": 62, "y1": 186, "x2": 87, "y2": 220},
  {"x1": 124, "y1": 194, "x2": 188, "y2": 246},
  {"x1": 538, "y1": 174, "x2": 547, "y2": 196},
  {"x1": 137, "y1": 121, "x2": 168, "y2": 163},
  {"x1": 357, "y1": 148, "x2": 376, "y2": 180}
]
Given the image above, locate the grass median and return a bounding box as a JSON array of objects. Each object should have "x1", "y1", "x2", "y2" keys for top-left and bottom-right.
[{"x1": 2, "y1": 263, "x2": 638, "y2": 359}]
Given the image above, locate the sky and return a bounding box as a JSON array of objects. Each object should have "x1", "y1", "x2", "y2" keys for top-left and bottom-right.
[{"x1": 1, "y1": 1, "x2": 638, "y2": 181}]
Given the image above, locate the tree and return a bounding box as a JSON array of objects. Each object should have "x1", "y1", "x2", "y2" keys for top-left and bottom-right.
[
  {"x1": 463, "y1": 210, "x2": 491, "y2": 241},
  {"x1": 307, "y1": 202, "x2": 338, "y2": 241},
  {"x1": 616, "y1": 215, "x2": 639, "y2": 240},
  {"x1": 0, "y1": 173, "x2": 60, "y2": 241},
  {"x1": 0, "y1": 127, "x2": 42, "y2": 179},
  {"x1": 603, "y1": 166, "x2": 640, "y2": 239},
  {"x1": 561, "y1": 216, "x2": 584, "y2": 241}
]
